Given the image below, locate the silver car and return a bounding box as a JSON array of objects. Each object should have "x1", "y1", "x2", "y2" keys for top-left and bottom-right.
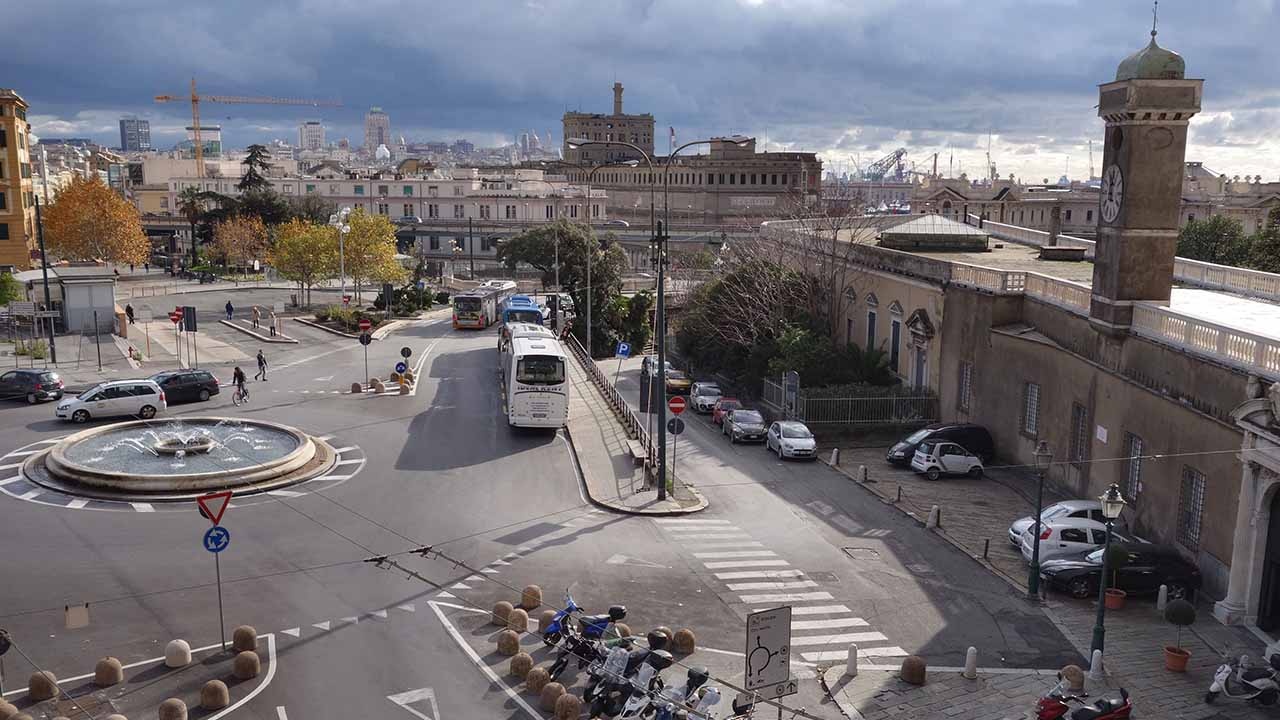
[
  {"x1": 691, "y1": 382, "x2": 722, "y2": 412},
  {"x1": 1008, "y1": 500, "x2": 1107, "y2": 547},
  {"x1": 766, "y1": 421, "x2": 817, "y2": 460}
]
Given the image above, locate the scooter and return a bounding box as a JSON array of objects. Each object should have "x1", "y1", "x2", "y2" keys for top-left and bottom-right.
[
  {"x1": 1206, "y1": 653, "x2": 1280, "y2": 705},
  {"x1": 618, "y1": 650, "x2": 674, "y2": 717},
  {"x1": 541, "y1": 588, "x2": 627, "y2": 646},
  {"x1": 584, "y1": 631, "x2": 671, "y2": 703},
  {"x1": 547, "y1": 627, "x2": 603, "y2": 681},
  {"x1": 1035, "y1": 682, "x2": 1132, "y2": 720},
  {"x1": 652, "y1": 667, "x2": 713, "y2": 720}
]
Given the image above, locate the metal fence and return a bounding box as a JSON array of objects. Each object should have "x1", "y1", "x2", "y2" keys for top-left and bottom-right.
[
  {"x1": 761, "y1": 377, "x2": 938, "y2": 426},
  {"x1": 563, "y1": 332, "x2": 654, "y2": 467}
]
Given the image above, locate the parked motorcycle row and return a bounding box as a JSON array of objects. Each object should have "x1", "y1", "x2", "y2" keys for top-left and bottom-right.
[
  {"x1": 540, "y1": 591, "x2": 756, "y2": 719},
  {"x1": 1206, "y1": 653, "x2": 1280, "y2": 707}
]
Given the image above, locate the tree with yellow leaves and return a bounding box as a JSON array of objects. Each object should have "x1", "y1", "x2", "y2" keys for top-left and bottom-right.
[
  {"x1": 342, "y1": 208, "x2": 406, "y2": 301},
  {"x1": 213, "y1": 215, "x2": 268, "y2": 270},
  {"x1": 42, "y1": 175, "x2": 149, "y2": 264},
  {"x1": 269, "y1": 219, "x2": 338, "y2": 307}
]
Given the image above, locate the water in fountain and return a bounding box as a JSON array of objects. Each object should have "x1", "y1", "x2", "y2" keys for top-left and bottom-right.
[
  {"x1": 61, "y1": 419, "x2": 301, "y2": 475},
  {"x1": 172, "y1": 449, "x2": 186, "y2": 469}
]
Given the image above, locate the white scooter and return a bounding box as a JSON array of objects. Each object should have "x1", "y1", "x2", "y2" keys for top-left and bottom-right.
[{"x1": 1206, "y1": 653, "x2": 1280, "y2": 705}]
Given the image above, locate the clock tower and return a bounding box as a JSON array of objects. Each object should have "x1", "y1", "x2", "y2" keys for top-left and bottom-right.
[{"x1": 1089, "y1": 26, "x2": 1202, "y2": 332}]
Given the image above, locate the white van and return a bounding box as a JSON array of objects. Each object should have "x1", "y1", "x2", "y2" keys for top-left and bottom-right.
[{"x1": 56, "y1": 379, "x2": 167, "y2": 423}]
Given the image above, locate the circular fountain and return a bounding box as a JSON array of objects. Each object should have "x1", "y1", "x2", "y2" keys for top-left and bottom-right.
[{"x1": 23, "y1": 418, "x2": 337, "y2": 501}]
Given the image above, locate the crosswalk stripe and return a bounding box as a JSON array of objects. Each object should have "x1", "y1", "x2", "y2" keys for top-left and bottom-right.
[
  {"x1": 672, "y1": 533, "x2": 753, "y2": 540},
  {"x1": 18, "y1": 489, "x2": 42, "y2": 500},
  {"x1": 738, "y1": 591, "x2": 833, "y2": 604},
  {"x1": 714, "y1": 569, "x2": 806, "y2": 580},
  {"x1": 689, "y1": 541, "x2": 766, "y2": 550},
  {"x1": 726, "y1": 580, "x2": 818, "y2": 591},
  {"x1": 0, "y1": 475, "x2": 24, "y2": 487},
  {"x1": 654, "y1": 518, "x2": 734, "y2": 525},
  {"x1": 331, "y1": 446, "x2": 357, "y2": 453},
  {"x1": 791, "y1": 631, "x2": 887, "y2": 647},
  {"x1": 665, "y1": 525, "x2": 741, "y2": 533},
  {"x1": 702, "y1": 559, "x2": 791, "y2": 569},
  {"x1": 792, "y1": 617, "x2": 869, "y2": 630},
  {"x1": 131, "y1": 502, "x2": 154, "y2": 512},
  {"x1": 802, "y1": 647, "x2": 908, "y2": 662},
  {"x1": 66, "y1": 498, "x2": 90, "y2": 509},
  {"x1": 694, "y1": 550, "x2": 777, "y2": 559},
  {"x1": 780, "y1": 605, "x2": 852, "y2": 616}
]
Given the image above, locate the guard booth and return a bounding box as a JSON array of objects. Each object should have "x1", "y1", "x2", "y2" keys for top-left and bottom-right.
[{"x1": 12, "y1": 265, "x2": 117, "y2": 333}]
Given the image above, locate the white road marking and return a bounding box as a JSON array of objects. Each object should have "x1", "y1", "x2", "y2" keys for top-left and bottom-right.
[
  {"x1": 282, "y1": 628, "x2": 300, "y2": 638},
  {"x1": 300, "y1": 390, "x2": 310, "y2": 394},
  {"x1": 726, "y1": 580, "x2": 818, "y2": 591},
  {"x1": 335, "y1": 458, "x2": 362, "y2": 466},
  {"x1": 31, "y1": 438, "x2": 60, "y2": 445},
  {"x1": 66, "y1": 498, "x2": 90, "y2": 509},
  {"x1": 480, "y1": 568, "x2": 498, "y2": 574},
  {"x1": 387, "y1": 686, "x2": 440, "y2": 720},
  {"x1": 694, "y1": 550, "x2": 777, "y2": 559},
  {"x1": 131, "y1": 502, "x2": 154, "y2": 512},
  {"x1": 267, "y1": 489, "x2": 303, "y2": 498},
  {"x1": 318, "y1": 434, "x2": 335, "y2": 440},
  {"x1": 340, "y1": 616, "x2": 359, "y2": 625},
  {"x1": 0, "y1": 475, "x2": 24, "y2": 487},
  {"x1": 714, "y1": 569, "x2": 806, "y2": 580},
  {"x1": 790, "y1": 631, "x2": 887, "y2": 647},
  {"x1": 792, "y1": 617, "x2": 870, "y2": 630},
  {"x1": 492, "y1": 559, "x2": 510, "y2": 565},
  {"x1": 665, "y1": 525, "x2": 742, "y2": 532},
  {"x1": 802, "y1": 646, "x2": 908, "y2": 662},
  {"x1": 671, "y1": 533, "x2": 754, "y2": 540},
  {"x1": 398, "y1": 604, "x2": 416, "y2": 612},
  {"x1": 702, "y1": 559, "x2": 791, "y2": 569},
  {"x1": 407, "y1": 339, "x2": 440, "y2": 397},
  {"x1": 15, "y1": 489, "x2": 40, "y2": 500},
  {"x1": 428, "y1": 601, "x2": 542, "y2": 718},
  {"x1": 315, "y1": 474, "x2": 353, "y2": 481},
  {"x1": 450, "y1": 583, "x2": 471, "y2": 590},
  {"x1": 275, "y1": 344, "x2": 360, "y2": 371},
  {"x1": 277, "y1": 707, "x2": 289, "y2": 720},
  {"x1": 435, "y1": 591, "x2": 456, "y2": 598},
  {"x1": 331, "y1": 446, "x2": 357, "y2": 453},
  {"x1": 738, "y1": 591, "x2": 834, "y2": 604},
  {"x1": 371, "y1": 609, "x2": 388, "y2": 619},
  {"x1": 313, "y1": 621, "x2": 330, "y2": 630},
  {"x1": 466, "y1": 575, "x2": 483, "y2": 582},
  {"x1": 314, "y1": 376, "x2": 334, "y2": 382},
  {"x1": 0, "y1": 463, "x2": 24, "y2": 470},
  {"x1": 654, "y1": 518, "x2": 734, "y2": 524},
  {"x1": 692, "y1": 541, "x2": 765, "y2": 549},
  {"x1": 7, "y1": 450, "x2": 39, "y2": 456},
  {"x1": 779, "y1": 604, "x2": 852, "y2": 616}
]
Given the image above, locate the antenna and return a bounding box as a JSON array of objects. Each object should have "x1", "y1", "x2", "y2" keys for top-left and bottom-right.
[
  {"x1": 1151, "y1": 0, "x2": 1159, "y2": 38},
  {"x1": 1089, "y1": 140, "x2": 1095, "y2": 180},
  {"x1": 986, "y1": 133, "x2": 993, "y2": 182}
]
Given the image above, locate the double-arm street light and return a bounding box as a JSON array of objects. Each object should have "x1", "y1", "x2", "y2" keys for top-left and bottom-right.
[
  {"x1": 1027, "y1": 440, "x2": 1054, "y2": 599},
  {"x1": 327, "y1": 208, "x2": 351, "y2": 303},
  {"x1": 1090, "y1": 483, "x2": 1127, "y2": 654}
]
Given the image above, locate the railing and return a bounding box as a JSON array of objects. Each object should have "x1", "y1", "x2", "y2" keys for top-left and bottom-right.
[
  {"x1": 1131, "y1": 303, "x2": 1280, "y2": 379},
  {"x1": 1024, "y1": 273, "x2": 1092, "y2": 313},
  {"x1": 969, "y1": 215, "x2": 1097, "y2": 255},
  {"x1": 951, "y1": 264, "x2": 1025, "y2": 294},
  {"x1": 563, "y1": 332, "x2": 654, "y2": 466},
  {"x1": 761, "y1": 377, "x2": 938, "y2": 426}
]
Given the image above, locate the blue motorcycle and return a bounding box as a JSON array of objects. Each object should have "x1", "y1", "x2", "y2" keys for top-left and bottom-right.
[{"x1": 541, "y1": 589, "x2": 627, "y2": 647}]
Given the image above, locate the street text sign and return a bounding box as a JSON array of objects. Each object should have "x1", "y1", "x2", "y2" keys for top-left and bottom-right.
[
  {"x1": 745, "y1": 606, "x2": 792, "y2": 695},
  {"x1": 197, "y1": 490, "x2": 232, "y2": 526},
  {"x1": 668, "y1": 396, "x2": 686, "y2": 415}
]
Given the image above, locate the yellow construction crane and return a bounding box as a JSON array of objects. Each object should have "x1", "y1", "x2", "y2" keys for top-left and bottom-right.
[{"x1": 155, "y1": 78, "x2": 341, "y2": 178}]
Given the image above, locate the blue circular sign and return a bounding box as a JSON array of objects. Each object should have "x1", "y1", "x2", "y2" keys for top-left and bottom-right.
[
  {"x1": 203, "y1": 525, "x2": 231, "y2": 553},
  {"x1": 395, "y1": 361, "x2": 408, "y2": 374}
]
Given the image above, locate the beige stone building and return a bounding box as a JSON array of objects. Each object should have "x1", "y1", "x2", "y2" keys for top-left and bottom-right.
[
  {"x1": 0, "y1": 89, "x2": 35, "y2": 270},
  {"x1": 562, "y1": 83, "x2": 654, "y2": 165}
]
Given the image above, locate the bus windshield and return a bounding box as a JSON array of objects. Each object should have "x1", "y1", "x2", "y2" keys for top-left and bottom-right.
[
  {"x1": 516, "y1": 356, "x2": 565, "y2": 385},
  {"x1": 507, "y1": 309, "x2": 543, "y2": 324},
  {"x1": 455, "y1": 297, "x2": 482, "y2": 312}
]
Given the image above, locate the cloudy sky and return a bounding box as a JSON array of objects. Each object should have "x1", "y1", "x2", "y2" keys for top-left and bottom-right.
[{"x1": 11, "y1": 0, "x2": 1280, "y2": 182}]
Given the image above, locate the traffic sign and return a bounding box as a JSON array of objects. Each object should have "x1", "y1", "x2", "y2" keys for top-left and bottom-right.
[
  {"x1": 196, "y1": 490, "x2": 232, "y2": 526},
  {"x1": 401, "y1": 346, "x2": 413, "y2": 358},
  {"x1": 359, "y1": 333, "x2": 372, "y2": 346},
  {"x1": 203, "y1": 525, "x2": 231, "y2": 554},
  {"x1": 169, "y1": 312, "x2": 181, "y2": 324},
  {"x1": 358, "y1": 318, "x2": 372, "y2": 331},
  {"x1": 395, "y1": 361, "x2": 408, "y2": 374},
  {"x1": 667, "y1": 417, "x2": 685, "y2": 435},
  {"x1": 668, "y1": 396, "x2": 687, "y2": 415},
  {"x1": 745, "y1": 606, "x2": 792, "y2": 694},
  {"x1": 616, "y1": 341, "x2": 631, "y2": 359},
  {"x1": 342, "y1": 295, "x2": 352, "y2": 306},
  {"x1": 173, "y1": 307, "x2": 184, "y2": 319}
]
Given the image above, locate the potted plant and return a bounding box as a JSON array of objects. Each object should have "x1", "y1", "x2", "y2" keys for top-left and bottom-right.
[
  {"x1": 1163, "y1": 598, "x2": 1196, "y2": 672},
  {"x1": 1103, "y1": 543, "x2": 1128, "y2": 610}
]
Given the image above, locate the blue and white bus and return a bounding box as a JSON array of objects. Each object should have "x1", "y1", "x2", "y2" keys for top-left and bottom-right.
[{"x1": 500, "y1": 295, "x2": 545, "y2": 326}]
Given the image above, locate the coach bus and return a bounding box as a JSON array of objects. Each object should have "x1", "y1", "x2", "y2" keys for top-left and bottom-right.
[
  {"x1": 452, "y1": 284, "x2": 516, "y2": 329},
  {"x1": 503, "y1": 335, "x2": 569, "y2": 428},
  {"x1": 499, "y1": 322, "x2": 557, "y2": 362}
]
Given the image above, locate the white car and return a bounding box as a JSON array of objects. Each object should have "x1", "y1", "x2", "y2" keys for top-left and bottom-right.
[
  {"x1": 1008, "y1": 500, "x2": 1107, "y2": 547},
  {"x1": 766, "y1": 421, "x2": 817, "y2": 460},
  {"x1": 1020, "y1": 517, "x2": 1110, "y2": 564},
  {"x1": 56, "y1": 379, "x2": 167, "y2": 423},
  {"x1": 910, "y1": 439, "x2": 983, "y2": 480},
  {"x1": 691, "y1": 382, "x2": 723, "y2": 412}
]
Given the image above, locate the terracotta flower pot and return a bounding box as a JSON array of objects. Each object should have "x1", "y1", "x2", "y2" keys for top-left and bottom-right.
[
  {"x1": 1164, "y1": 645, "x2": 1191, "y2": 672},
  {"x1": 1104, "y1": 588, "x2": 1127, "y2": 610}
]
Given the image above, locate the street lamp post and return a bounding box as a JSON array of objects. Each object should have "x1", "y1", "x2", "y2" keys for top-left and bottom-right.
[
  {"x1": 1091, "y1": 483, "x2": 1127, "y2": 654},
  {"x1": 328, "y1": 208, "x2": 351, "y2": 304},
  {"x1": 1027, "y1": 440, "x2": 1054, "y2": 599}
]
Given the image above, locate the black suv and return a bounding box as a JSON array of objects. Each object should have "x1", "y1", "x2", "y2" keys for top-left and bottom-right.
[
  {"x1": 886, "y1": 423, "x2": 994, "y2": 465},
  {"x1": 0, "y1": 369, "x2": 64, "y2": 404},
  {"x1": 149, "y1": 370, "x2": 220, "y2": 404}
]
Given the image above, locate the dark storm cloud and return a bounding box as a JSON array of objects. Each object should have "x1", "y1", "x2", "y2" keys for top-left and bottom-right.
[{"x1": 11, "y1": 0, "x2": 1279, "y2": 163}]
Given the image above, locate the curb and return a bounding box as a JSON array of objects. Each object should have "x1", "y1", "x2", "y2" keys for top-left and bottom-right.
[
  {"x1": 563, "y1": 422, "x2": 709, "y2": 517},
  {"x1": 218, "y1": 319, "x2": 299, "y2": 344},
  {"x1": 293, "y1": 317, "x2": 359, "y2": 338}
]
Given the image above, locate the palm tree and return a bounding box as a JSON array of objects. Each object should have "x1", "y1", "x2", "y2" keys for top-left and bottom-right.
[{"x1": 176, "y1": 186, "x2": 205, "y2": 270}]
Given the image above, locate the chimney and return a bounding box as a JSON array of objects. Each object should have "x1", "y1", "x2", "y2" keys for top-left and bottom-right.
[{"x1": 613, "y1": 82, "x2": 624, "y2": 115}]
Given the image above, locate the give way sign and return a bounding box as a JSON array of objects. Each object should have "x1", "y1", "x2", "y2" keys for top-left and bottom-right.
[{"x1": 197, "y1": 491, "x2": 232, "y2": 526}]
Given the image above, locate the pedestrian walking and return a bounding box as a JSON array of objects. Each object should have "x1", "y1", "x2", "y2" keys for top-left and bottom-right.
[
  {"x1": 251, "y1": 305, "x2": 261, "y2": 329},
  {"x1": 255, "y1": 349, "x2": 268, "y2": 381},
  {"x1": 144, "y1": 262, "x2": 149, "y2": 273},
  {"x1": 268, "y1": 309, "x2": 278, "y2": 337},
  {"x1": 125, "y1": 303, "x2": 135, "y2": 325},
  {"x1": 225, "y1": 300, "x2": 234, "y2": 321},
  {"x1": 129, "y1": 263, "x2": 135, "y2": 273}
]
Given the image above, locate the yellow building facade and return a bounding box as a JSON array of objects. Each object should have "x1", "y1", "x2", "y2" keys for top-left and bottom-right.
[{"x1": 0, "y1": 89, "x2": 36, "y2": 270}]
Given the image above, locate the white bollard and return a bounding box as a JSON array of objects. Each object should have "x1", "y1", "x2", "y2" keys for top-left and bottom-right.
[
  {"x1": 858, "y1": 464, "x2": 868, "y2": 482},
  {"x1": 1157, "y1": 584, "x2": 1168, "y2": 612},
  {"x1": 830, "y1": 448, "x2": 840, "y2": 466},
  {"x1": 844, "y1": 643, "x2": 858, "y2": 678},
  {"x1": 1087, "y1": 649, "x2": 1104, "y2": 682},
  {"x1": 926, "y1": 505, "x2": 941, "y2": 529},
  {"x1": 963, "y1": 646, "x2": 978, "y2": 679}
]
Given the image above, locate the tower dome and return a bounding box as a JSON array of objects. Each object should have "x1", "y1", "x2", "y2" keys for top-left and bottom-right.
[{"x1": 1115, "y1": 30, "x2": 1185, "y2": 81}]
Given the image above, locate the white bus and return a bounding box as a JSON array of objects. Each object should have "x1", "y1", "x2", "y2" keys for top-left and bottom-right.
[
  {"x1": 499, "y1": 322, "x2": 557, "y2": 363},
  {"x1": 504, "y1": 335, "x2": 569, "y2": 428}
]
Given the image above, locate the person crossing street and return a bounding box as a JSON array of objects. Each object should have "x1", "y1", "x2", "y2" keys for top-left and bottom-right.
[
  {"x1": 225, "y1": 300, "x2": 234, "y2": 321},
  {"x1": 255, "y1": 349, "x2": 268, "y2": 381}
]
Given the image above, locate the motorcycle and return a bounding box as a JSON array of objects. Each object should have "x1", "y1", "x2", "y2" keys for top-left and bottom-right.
[
  {"x1": 1206, "y1": 653, "x2": 1280, "y2": 705},
  {"x1": 652, "y1": 667, "x2": 713, "y2": 720},
  {"x1": 584, "y1": 631, "x2": 671, "y2": 703},
  {"x1": 547, "y1": 628, "x2": 603, "y2": 681},
  {"x1": 541, "y1": 589, "x2": 627, "y2": 646},
  {"x1": 1035, "y1": 680, "x2": 1132, "y2": 720},
  {"x1": 618, "y1": 650, "x2": 675, "y2": 717}
]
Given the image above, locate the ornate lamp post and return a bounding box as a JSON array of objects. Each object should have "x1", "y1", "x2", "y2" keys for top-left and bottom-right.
[
  {"x1": 327, "y1": 208, "x2": 351, "y2": 303},
  {"x1": 1091, "y1": 483, "x2": 1128, "y2": 654},
  {"x1": 1027, "y1": 440, "x2": 1054, "y2": 599}
]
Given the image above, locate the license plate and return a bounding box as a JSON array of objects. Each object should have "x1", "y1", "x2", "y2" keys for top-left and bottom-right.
[{"x1": 532, "y1": 413, "x2": 547, "y2": 418}]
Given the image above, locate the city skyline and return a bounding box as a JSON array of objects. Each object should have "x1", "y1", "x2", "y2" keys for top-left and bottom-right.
[{"x1": 10, "y1": 0, "x2": 1280, "y2": 181}]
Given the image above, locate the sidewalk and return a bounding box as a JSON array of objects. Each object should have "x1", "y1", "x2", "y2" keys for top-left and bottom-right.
[{"x1": 564, "y1": 344, "x2": 706, "y2": 515}]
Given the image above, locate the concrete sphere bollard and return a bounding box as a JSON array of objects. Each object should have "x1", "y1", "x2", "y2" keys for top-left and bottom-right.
[
  {"x1": 614, "y1": 622, "x2": 632, "y2": 640},
  {"x1": 94, "y1": 656, "x2": 124, "y2": 687},
  {"x1": 158, "y1": 697, "x2": 187, "y2": 720},
  {"x1": 28, "y1": 670, "x2": 58, "y2": 701},
  {"x1": 0, "y1": 701, "x2": 19, "y2": 720},
  {"x1": 399, "y1": 383, "x2": 410, "y2": 395},
  {"x1": 507, "y1": 608, "x2": 529, "y2": 633},
  {"x1": 233, "y1": 650, "x2": 261, "y2": 680},
  {"x1": 201, "y1": 680, "x2": 230, "y2": 710},
  {"x1": 520, "y1": 584, "x2": 543, "y2": 610},
  {"x1": 1059, "y1": 664, "x2": 1086, "y2": 693},
  {"x1": 900, "y1": 655, "x2": 927, "y2": 685},
  {"x1": 672, "y1": 628, "x2": 696, "y2": 654},
  {"x1": 232, "y1": 625, "x2": 257, "y2": 652},
  {"x1": 539, "y1": 682, "x2": 566, "y2": 712},
  {"x1": 351, "y1": 382, "x2": 363, "y2": 394},
  {"x1": 653, "y1": 626, "x2": 674, "y2": 646},
  {"x1": 492, "y1": 600, "x2": 514, "y2": 626},
  {"x1": 525, "y1": 667, "x2": 550, "y2": 694},
  {"x1": 105, "y1": 716, "x2": 128, "y2": 720},
  {"x1": 404, "y1": 370, "x2": 415, "y2": 383},
  {"x1": 537, "y1": 609, "x2": 557, "y2": 633},
  {"x1": 164, "y1": 639, "x2": 192, "y2": 668},
  {"x1": 372, "y1": 379, "x2": 386, "y2": 393},
  {"x1": 555, "y1": 692, "x2": 582, "y2": 720},
  {"x1": 390, "y1": 371, "x2": 401, "y2": 382},
  {"x1": 496, "y1": 629, "x2": 521, "y2": 656},
  {"x1": 510, "y1": 652, "x2": 534, "y2": 679}
]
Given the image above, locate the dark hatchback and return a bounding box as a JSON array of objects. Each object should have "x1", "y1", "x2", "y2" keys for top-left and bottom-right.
[
  {"x1": 1040, "y1": 542, "x2": 1202, "y2": 601},
  {"x1": 0, "y1": 369, "x2": 64, "y2": 404},
  {"x1": 149, "y1": 370, "x2": 220, "y2": 404},
  {"x1": 886, "y1": 423, "x2": 994, "y2": 465}
]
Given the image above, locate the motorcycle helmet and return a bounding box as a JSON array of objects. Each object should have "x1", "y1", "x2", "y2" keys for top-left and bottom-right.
[
  {"x1": 647, "y1": 630, "x2": 670, "y2": 650},
  {"x1": 609, "y1": 605, "x2": 628, "y2": 621},
  {"x1": 686, "y1": 666, "x2": 710, "y2": 688},
  {"x1": 1270, "y1": 653, "x2": 1280, "y2": 671},
  {"x1": 648, "y1": 649, "x2": 674, "y2": 670}
]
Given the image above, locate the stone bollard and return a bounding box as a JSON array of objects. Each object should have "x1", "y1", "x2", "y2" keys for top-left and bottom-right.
[
  {"x1": 28, "y1": 670, "x2": 58, "y2": 701},
  {"x1": 554, "y1": 692, "x2": 582, "y2": 720},
  {"x1": 614, "y1": 622, "x2": 632, "y2": 640},
  {"x1": 520, "y1": 584, "x2": 543, "y2": 610},
  {"x1": 232, "y1": 625, "x2": 257, "y2": 652},
  {"x1": 201, "y1": 680, "x2": 230, "y2": 710},
  {"x1": 1087, "y1": 649, "x2": 1104, "y2": 682},
  {"x1": 0, "y1": 701, "x2": 18, "y2": 720},
  {"x1": 233, "y1": 651, "x2": 261, "y2": 680},
  {"x1": 391, "y1": 371, "x2": 401, "y2": 382},
  {"x1": 158, "y1": 698, "x2": 187, "y2": 720},
  {"x1": 1157, "y1": 584, "x2": 1169, "y2": 612},
  {"x1": 858, "y1": 464, "x2": 868, "y2": 482},
  {"x1": 844, "y1": 644, "x2": 858, "y2": 678},
  {"x1": 164, "y1": 639, "x2": 191, "y2": 668},
  {"x1": 963, "y1": 647, "x2": 978, "y2": 679},
  {"x1": 496, "y1": 629, "x2": 521, "y2": 656},
  {"x1": 373, "y1": 379, "x2": 386, "y2": 393},
  {"x1": 399, "y1": 383, "x2": 410, "y2": 395},
  {"x1": 351, "y1": 382, "x2": 363, "y2": 394},
  {"x1": 104, "y1": 716, "x2": 127, "y2": 720},
  {"x1": 539, "y1": 682, "x2": 566, "y2": 712},
  {"x1": 537, "y1": 609, "x2": 557, "y2": 633},
  {"x1": 653, "y1": 626, "x2": 674, "y2": 646},
  {"x1": 404, "y1": 370, "x2": 415, "y2": 383},
  {"x1": 510, "y1": 652, "x2": 534, "y2": 679},
  {"x1": 492, "y1": 601, "x2": 514, "y2": 626},
  {"x1": 1059, "y1": 665, "x2": 1085, "y2": 694},
  {"x1": 900, "y1": 655, "x2": 927, "y2": 686},
  {"x1": 830, "y1": 448, "x2": 840, "y2": 466},
  {"x1": 926, "y1": 505, "x2": 941, "y2": 529},
  {"x1": 95, "y1": 656, "x2": 124, "y2": 687},
  {"x1": 507, "y1": 608, "x2": 529, "y2": 633},
  {"x1": 525, "y1": 667, "x2": 550, "y2": 694},
  {"x1": 672, "y1": 628, "x2": 696, "y2": 654}
]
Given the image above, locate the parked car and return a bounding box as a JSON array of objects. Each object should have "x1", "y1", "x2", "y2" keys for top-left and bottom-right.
[
  {"x1": 886, "y1": 423, "x2": 994, "y2": 465},
  {"x1": 641, "y1": 356, "x2": 673, "y2": 377},
  {"x1": 604, "y1": 219, "x2": 630, "y2": 228},
  {"x1": 711, "y1": 397, "x2": 742, "y2": 425},
  {"x1": 665, "y1": 369, "x2": 693, "y2": 394},
  {"x1": 1039, "y1": 543, "x2": 1201, "y2": 601},
  {"x1": 0, "y1": 369, "x2": 64, "y2": 404},
  {"x1": 1008, "y1": 500, "x2": 1108, "y2": 547},
  {"x1": 723, "y1": 409, "x2": 767, "y2": 443},
  {"x1": 56, "y1": 379, "x2": 167, "y2": 423},
  {"x1": 691, "y1": 382, "x2": 722, "y2": 412},
  {"x1": 398, "y1": 215, "x2": 423, "y2": 224},
  {"x1": 910, "y1": 439, "x2": 984, "y2": 480},
  {"x1": 766, "y1": 421, "x2": 817, "y2": 460},
  {"x1": 1019, "y1": 518, "x2": 1112, "y2": 565},
  {"x1": 149, "y1": 369, "x2": 220, "y2": 404}
]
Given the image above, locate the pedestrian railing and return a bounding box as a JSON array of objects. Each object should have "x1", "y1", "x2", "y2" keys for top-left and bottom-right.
[
  {"x1": 564, "y1": 333, "x2": 654, "y2": 467},
  {"x1": 761, "y1": 377, "x2": 938, "y2": 426}
]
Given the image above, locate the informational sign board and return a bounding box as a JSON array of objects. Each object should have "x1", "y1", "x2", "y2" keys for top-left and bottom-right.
[
  {"x1": 745, "y1": 606, "x2": 794, "y2": 697},
  {"x1": 8, "y1": 302, "x2": 36, "y2": 316}
]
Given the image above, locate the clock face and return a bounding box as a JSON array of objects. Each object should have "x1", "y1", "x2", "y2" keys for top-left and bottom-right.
[{"x1": 1101, "y1": 164, "x2": 1124, "y2": 223}]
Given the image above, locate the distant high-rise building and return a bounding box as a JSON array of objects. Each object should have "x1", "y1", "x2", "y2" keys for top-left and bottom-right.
[
  {"x1": 119, "y1": 117, "x2": 151, "y2": 152},
  {"x1": 298, "y1": 120, "x2": 325, "y2": 151},
  {"x1": 0, "y1": 88, "x2": 37, "y2": 269},
  {"x1": 364, "y1": 107, "x2": 390, "y2": 151},
  {"x1": 183, "y1": 126, "x2": 222, "y2": 159}
]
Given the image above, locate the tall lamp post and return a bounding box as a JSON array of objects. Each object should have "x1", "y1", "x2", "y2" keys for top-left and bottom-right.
[
  {"x1": 327, "y1": 208, "x2": 351, "y2": 304},
  {"x1": 1091, "y1": 483, "x2": 1127, "y2": 654},
  {"x1": 1027, "y1": 440, "x2": 1054, "y2": 599}
]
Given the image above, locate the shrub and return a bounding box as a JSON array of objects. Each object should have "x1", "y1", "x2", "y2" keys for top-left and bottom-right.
[
  {"x1": 434, "y1": 291, "x2": 450, "y2": 304},
  {"x1": 1164, "y1": 598, "x2": 1196, "y2": 651}
]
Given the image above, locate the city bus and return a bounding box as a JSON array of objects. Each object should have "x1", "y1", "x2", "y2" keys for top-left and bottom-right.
[
  {"x1": 500, "y1": 295, "x2": 545, "y2": 326},
  {"x1": 503, "y1": 335, "x2": 569, "y2": 428},
  {"x1": 452, "y1": 284, "x2": 516, "y2": 329}
]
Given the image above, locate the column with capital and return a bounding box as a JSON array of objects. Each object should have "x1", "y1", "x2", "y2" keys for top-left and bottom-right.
[{"x1": 1215, "y1": 455, "x2": 1261, "y2": 625}]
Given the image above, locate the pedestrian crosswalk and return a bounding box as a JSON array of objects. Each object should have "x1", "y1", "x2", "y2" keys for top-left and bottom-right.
[{"x1": 655, "y1": 517, "x2": 908, "y2": 663}]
